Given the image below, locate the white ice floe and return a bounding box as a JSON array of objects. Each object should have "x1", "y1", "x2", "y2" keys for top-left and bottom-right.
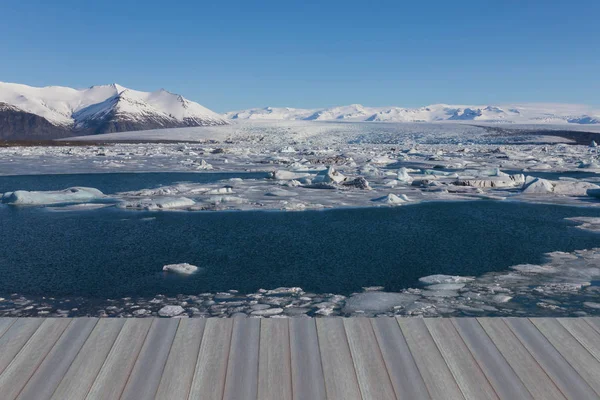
[
  {"x1": 119, "y1": 196, "x2": 195, "y2": 210},
  {"x1": 1, "y1": 187, "x2": 104, "y2": 205},
  {"x1": 342, "y1": 292, "x2": 419, "y2": 314},
  {"x1": 397, "y1": 167, "x2": 413, "y2": 183},
  {"x1": 312, "y1": 166, "x2": 346, "y2": 184},
  {"x1": 418, "y1": 274, "x2": 475, "y2": 285},
  {"x1": 162, "y1": 263, "x2": 199, "y2": 275},
  {"x1": 158, "y1": 305, "x2": 185, "y2": 317},
  {"x1": 372, "y1": 193, "x2": 410, "y2": 205}
]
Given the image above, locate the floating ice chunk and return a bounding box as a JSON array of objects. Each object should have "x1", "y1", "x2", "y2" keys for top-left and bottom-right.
[
  {"x1": 158, "y1": 305, "x2": 185, "y2": 317},
  {"x1": 163, "y1": 263, "x2": 199, "y2": 275},
  {"x1": 454, "y1": 174, "x2": 525, "y2": 188},
  {"x1": 205, "y1": 187, "x2": 233, "y2": 195},
  {"x1": 271, "y1": 170, "x2": 310, "y2": 180},
  {"x1": 342, "y1": 292, "x2": 418, "y2": 314},
  {"x1": 491, "y1": 295, "x2": 513, "y2": 303},
  {"x1": 552, "y1": 181, "x2": 599, "y2": 196},
  {"x1": 419, "y1": 274, "x2": 475, "y2": 285},
  {"x1": 584, "y1": 302, "x2": 600, "y2": 309},
  {"x1": 523, "y1": 177, "x2": 554, "y2": 194},
  {"x1": 263, "y1": 287, "x2": 303, "y2": 296},
  {"x1": 2, "y1": 187, "x2": 104, "y2": 205},
  {"x1": 372, "y1": 193, "x2": 410, "y2": 205},
  {"x1": 250, "y1": 307, "x2": 284, "y2": 316},
  {"x1": 342, "y1": 177, "x2": 371, "y2": 190},
  {"x1": 119, "y1": 197, "x2": 195, "y2": 210},
  {"x1": 426, "y1": 283, "x2": 466, "y2": 290},
  {"x1": 510, "y1": 264, "x2": 558, "y2": 273},
  {"x1": 397, "y1": 167, "x2": 413, "y2": 183},
  {"x1": 312, "y1": 166, "x2": 346, "y2": 184},
  {"x1": 279, "y1": 146, "x2": 297, "y2": 153},
  {"x1": 209, "y1": 195, "x2": 247, "y2": 204}
]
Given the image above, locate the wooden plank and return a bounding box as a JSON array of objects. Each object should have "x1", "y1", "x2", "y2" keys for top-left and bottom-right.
[
  {"x1": 258, "y1": 318, "x2": 292, "y2": 400},
  {"x1": 344, "y1": 318, "x2": 396, "y2": 400},
  {"x1": 85, "y1": 318, "x2": 153, "y2": 400},
  {"x1": 223, "y1": 317, "x2": 260, "y2": 400},
  {"x1": 17, "y1": 318, "x2": 98, "y2": 400},
  {"x1": 530, "y1": 318, "x2": 600, "y2": 395},
  {"x1": 398, "y1": 318, "x2": 464, "y2": 400},
  {"x1": 289, "y1": 318, "x2": 326, "y2": 400},
  {"x1": 558, "y1": 318, "x2": 600, "y2": 362},
  {"x1": 0, "y1": 318, "x2": 16, "y2": 339},
  {"x1": 188, "y1": 318, "x2": 233, "y2": 400},
  {"x1": 50, "y1": 318, "x2": 125, "y2": 400},
  {"x1": 0, "y1": 318, "x2": 71, "y2": 400},
  {"x1": 584, "y1": 317, "x2": 600, "y2": 334},
  {"x1": 424, "y1": 318, "x2": 498, "y2": 400},
  {"x1": 503, "y1": 318, "x2": 598, "y2": 400},
  {"x1": 371, "y1": 317, "x2": 429, "y2": 399},
  {"x1": 316, "y1": 318, "x2": 362, "y2": 400},
  {"x1": 477, "y1": 318, "x2": 565, "y2": 400},
  {"x1": 155, "y1": 318, "x2": 206, "y2": 400},
  {"x1": 0, "y1": 318, "x2": 44, "y2": 376},
  {"x1": 120, "y1": 318, "x2": 179, "y2": 400},
  {"x1": 452, "y1": 318, "x2": 532, "y2": 400}
]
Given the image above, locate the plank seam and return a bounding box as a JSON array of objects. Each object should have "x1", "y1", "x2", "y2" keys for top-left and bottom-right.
[
  {"x1": 393, "y1": 318, "x2": 434, "y2": 400},
  {"x1": 47, "y1": 318, "x2": 101, "y2": 400},
  {"x1": 13, "y1": 318, "x2": 73, "y2": 400},
  {"x1": 116, "y1": 319, "x2": 153, "y2": 400},
  {"x1": 313, "y1": 319, "x2": 329, "y2": 400},
  {"x1": 557, "y1": 319, "x2": 600, "y2": 364},
  {"x1": 501, "y1": 318, "x2": 570, "y2": 400},
  {"x1": 528, "y1": 317, "x2": 600, "y2": 398},
  {"x1": 341, "y1": 318, "x2": 364, "y2": 400},
  {"x1": 80, "y1": 319, "x2": 127, "y2": 400},
  {"x1": 368, "y1": 318, "x2": 399, "y2": 400},
  {"x1": 583, "y1": 317, "x2": 600, "y2": 335},
  {"x1": 0, "y1": 318, "x2": 17, "y2": 341},
  {"x1": 287, "y1": 318, "x2": 294, "y2": 400},
  {"x1": 186, "y1": 325, "x2": 210, "y2": 400},
  {"x1": 147, "y1": 319, "x2": 180, "y2": 400},
  {"x1": 0, "y1": 319, "x2": 46, "y2": 379},
  {"x1": 469, "y1": 319, "x2": 537, "y2": 400},
  {"x1": 452, "y1": 318, "x2": 534, "y2": 400}
]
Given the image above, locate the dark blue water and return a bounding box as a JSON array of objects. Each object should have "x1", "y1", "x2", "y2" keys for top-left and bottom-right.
[
  {"x1": 0, "y1": 172, "x2": 269, "y2": 195},
  {"x1": 1, "y1": 201, "x2": 600, "y2": 298}
]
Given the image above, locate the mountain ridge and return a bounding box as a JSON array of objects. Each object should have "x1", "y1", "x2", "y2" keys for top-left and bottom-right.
[
  {"x1": 225, "y1": 103, "x2": 600, "y2": 125},
  {"x1": 0, "y1": 82, "x2": 228, "y2": 139}
]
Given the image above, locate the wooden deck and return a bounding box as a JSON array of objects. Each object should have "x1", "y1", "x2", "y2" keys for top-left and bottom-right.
[{"x1": 0, "y1": 318, "x2": 600, "y2": 399}]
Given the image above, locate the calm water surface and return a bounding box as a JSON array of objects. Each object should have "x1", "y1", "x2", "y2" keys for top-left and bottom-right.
[{"x1": 1, "y1": 201, "x2": 600, "y2": 298}]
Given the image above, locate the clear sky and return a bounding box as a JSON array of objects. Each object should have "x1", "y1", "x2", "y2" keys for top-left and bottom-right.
[{"x1": 1, "y1": 0, "x2": 599, "y2": 112}]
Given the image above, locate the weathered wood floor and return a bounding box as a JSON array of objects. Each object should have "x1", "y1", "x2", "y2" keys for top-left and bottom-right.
[{"x1": 0, "y1": 317, "x2": 599, "y2": 399}]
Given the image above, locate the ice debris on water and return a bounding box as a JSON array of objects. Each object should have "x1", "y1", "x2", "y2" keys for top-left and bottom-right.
[
  {"x1": 163, "y1": 263, "x2": 199, "y2": 275},
  {"x1": 2, "y1": 187, "x2": 104, "y2": 205}
]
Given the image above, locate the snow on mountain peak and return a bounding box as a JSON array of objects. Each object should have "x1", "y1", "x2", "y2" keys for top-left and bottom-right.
[
  {"x1": 226, "y1": 102, "x2": 600, "y2": 125},
  {"x1": 0, "y1": 81, "x2": 228, "y2": 130}
]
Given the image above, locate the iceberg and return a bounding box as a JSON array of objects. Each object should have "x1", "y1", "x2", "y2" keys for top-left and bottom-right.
[
  {"x1": 163, "y1": 263, "x2": 199, "y2": 275},
  {"x1": 1, "y1": 187, "x2": 104, "y2": 205}
]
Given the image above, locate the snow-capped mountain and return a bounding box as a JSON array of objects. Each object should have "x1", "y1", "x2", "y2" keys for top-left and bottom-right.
[
  {"x1": 0, "y1": 82, "x2": 228, "y2": 139},
  {"x1": 226, "y1": 103, "x2": 600, "y2": 125}
]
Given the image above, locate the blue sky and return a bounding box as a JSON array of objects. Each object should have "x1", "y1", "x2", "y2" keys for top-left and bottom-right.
[{"x1": 1, "y1": 0, "x2": 599, "y2": 112}]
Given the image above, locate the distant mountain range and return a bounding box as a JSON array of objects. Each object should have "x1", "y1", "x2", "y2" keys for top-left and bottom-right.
[
  {"x1": 225, "y1": 103, "x2": 600, "y2": 125},
  {"x1": 1, "y1": 81, "x2": 599, "y2": 140},
  {"x1": 0, "y1": 82, "x2": 228, "y2": 140}
]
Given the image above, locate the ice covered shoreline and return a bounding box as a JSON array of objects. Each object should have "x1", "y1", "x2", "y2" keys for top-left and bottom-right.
[
  {"x1": 2, "y1": 121, "x2": 600, "y2": 211},
  {"x1": 3, "y1": 244, "x2": 600, "y2": 318}
]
